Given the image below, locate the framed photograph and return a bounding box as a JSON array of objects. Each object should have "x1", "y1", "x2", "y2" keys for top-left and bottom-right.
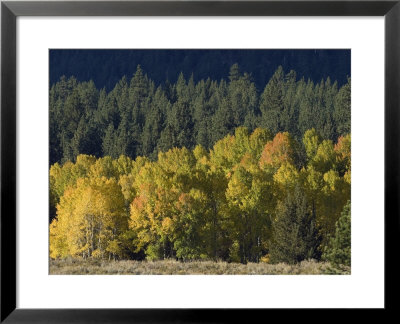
[{"x1": 1, "y1": 0, "x2": 398, "y2": 321}]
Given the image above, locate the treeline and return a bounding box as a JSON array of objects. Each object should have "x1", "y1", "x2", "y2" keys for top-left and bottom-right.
[
  {"x1": 50, "y1": 64, "x2": 350, "y2": 165},
  {"x1": 50, "y1": 49, "x2": 351, "y2": 92},
  {"x1": 50, "y1": 127, "x2": 351, "y2": 265}
]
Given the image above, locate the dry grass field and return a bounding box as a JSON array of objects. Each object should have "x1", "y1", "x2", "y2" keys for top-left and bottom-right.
[{"x1": 49, "y1": 259, "x2": 349, "y2": 275}]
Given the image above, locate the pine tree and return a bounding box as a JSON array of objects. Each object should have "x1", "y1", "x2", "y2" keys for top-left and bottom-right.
[
  {"x1": 281, "y1": 70, "x2": 298, "y2": 137},
  {"x1": 323, "y1": 200, "x2": 351, "y2": 267},
  {"x1": 229, "y1": 63, "x2": 240, "y2": 82},
  {"x1": 141, "y1": 102, "x2": 165, "y2": 158},
  {"x1": 269, "y1": 186, "x2": 321, "y2": 264},
  {"x1": 298, "y1": 80, "x2": 315, "y2": 136},
  {"x1": 102, "y1": 123, "x2": 117, "y2": 158},
  {"x1": 70, "y1": 117, "x2": 88, "y2": 160},
  {"x1": 260, "y1": 66, "x2": 285, "y2": 134},
  {"x1": 228, "y1": 65, "x2": 258, "y2": 128},
  {"x1": 193, "y1": 79, "x2": 213, "y2": 149},
  {"x1": 334, "y1": 78, "x2": 351, "y2": 136}
]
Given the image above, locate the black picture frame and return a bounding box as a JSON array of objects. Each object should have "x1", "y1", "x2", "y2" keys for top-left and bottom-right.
[{"x1": 1, "y1": 0, "x2": 399, "y2": 322}]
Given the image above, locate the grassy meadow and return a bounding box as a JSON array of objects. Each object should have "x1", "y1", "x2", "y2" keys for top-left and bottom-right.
[{"x1": 49, "y1": 259, "x2": 349, "y2": 275}]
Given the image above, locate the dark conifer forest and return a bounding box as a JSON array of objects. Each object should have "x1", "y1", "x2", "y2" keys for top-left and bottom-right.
[
  {"x1": 50, "y1": 49, "x2": 350, "y2": 91},
  {"x1": 49, "y1": 51, "x2": 351, "y2": 272},
  {"x1": 50, "y1": 63, "x2": 350, "y2": 165}
]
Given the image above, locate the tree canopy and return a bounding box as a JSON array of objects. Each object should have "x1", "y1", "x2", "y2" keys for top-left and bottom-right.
[
  {"x1": 50, "y1": 65, "x2": 351, "y2": 166},
  {"x1": 50, "y1": 128, "x2": 351, "y2": 264}
]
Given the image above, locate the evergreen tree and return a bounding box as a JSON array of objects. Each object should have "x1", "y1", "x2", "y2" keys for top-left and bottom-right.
[
  {"x1": 70, "y1": 117, "x2": 88, "y2": 159},
  {"x1": 269, "y1": 186, "x2": 321, "y2": 264},
  {"x1": 210, "y1": 98, "x2": 235, "y2": 144},
  {"x1": 298, "y1": 80, "x2": 316, "y2": 136},
  {"x1": 323, "y1": 200, "x2": 351, "y2": 267},
  {"x1": 141, "y1": 87, "x2": 167, "y2": 158},
  {"x1": 115, "y1": 116, "x2": 129, "y2": 157},
  {"x1": 113, "y1": 76, "x2": 130, "y2": 118},
  {"x1": 334, "y1": 78, "x2": 351, "y2": 136},
  {"x1": 260, "y1": 66, "x2": 285, "y2": 134},
  {"x1": 102, "y1": 123, "x2": 117, "y2": 158},
  {"x1": 281, "y1": 70, "x2": 298, "y2": 136},
  {"x1": 49, "y1": 92, "x2": 63, "y2": 165},
  {"x1": 193, "y1": 79, "x2": 214, "y2": 149},
  {"x1": 229, "y1": 63, "x2": 240, "y2": 82}
]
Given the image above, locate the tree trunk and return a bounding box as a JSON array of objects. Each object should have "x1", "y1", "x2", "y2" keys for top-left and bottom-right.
[{"x1": 212, "y1": 200, "x2": 217, "y2": 260}]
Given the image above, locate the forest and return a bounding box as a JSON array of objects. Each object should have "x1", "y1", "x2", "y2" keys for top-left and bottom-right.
[
  {"x1": 49, "y1": 49, "x2": 350, "y2": 91},
  {"x1": 49, "y1": 63, "x2": 351, "y2": 272}
]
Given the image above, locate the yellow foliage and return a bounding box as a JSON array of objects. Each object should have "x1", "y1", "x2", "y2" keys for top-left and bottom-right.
[
  {"x1": 323, "y1": 170, "x2": 340, "y2": 192},
  {"x1": 161, "y1": 217, "x2": 174, "y2": 235},
  {"x1": 344, "y1": 170, "x2": 351, "y2": 184},
  {"x1": 260, "y1": 254, "x2": 270, "y2": 263},
  {"x1": 50, "y1": 176, "x2": 128, "y2": 259},
  {"x1": 303, "y1": 128, "x2": 321, "y2": 160},
  {"x1": 274, "y1": 162, "x2": 299, "y2": 188},
  {"x1": 49, "y1": 127, "x2": 350, "y2": 262}
]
